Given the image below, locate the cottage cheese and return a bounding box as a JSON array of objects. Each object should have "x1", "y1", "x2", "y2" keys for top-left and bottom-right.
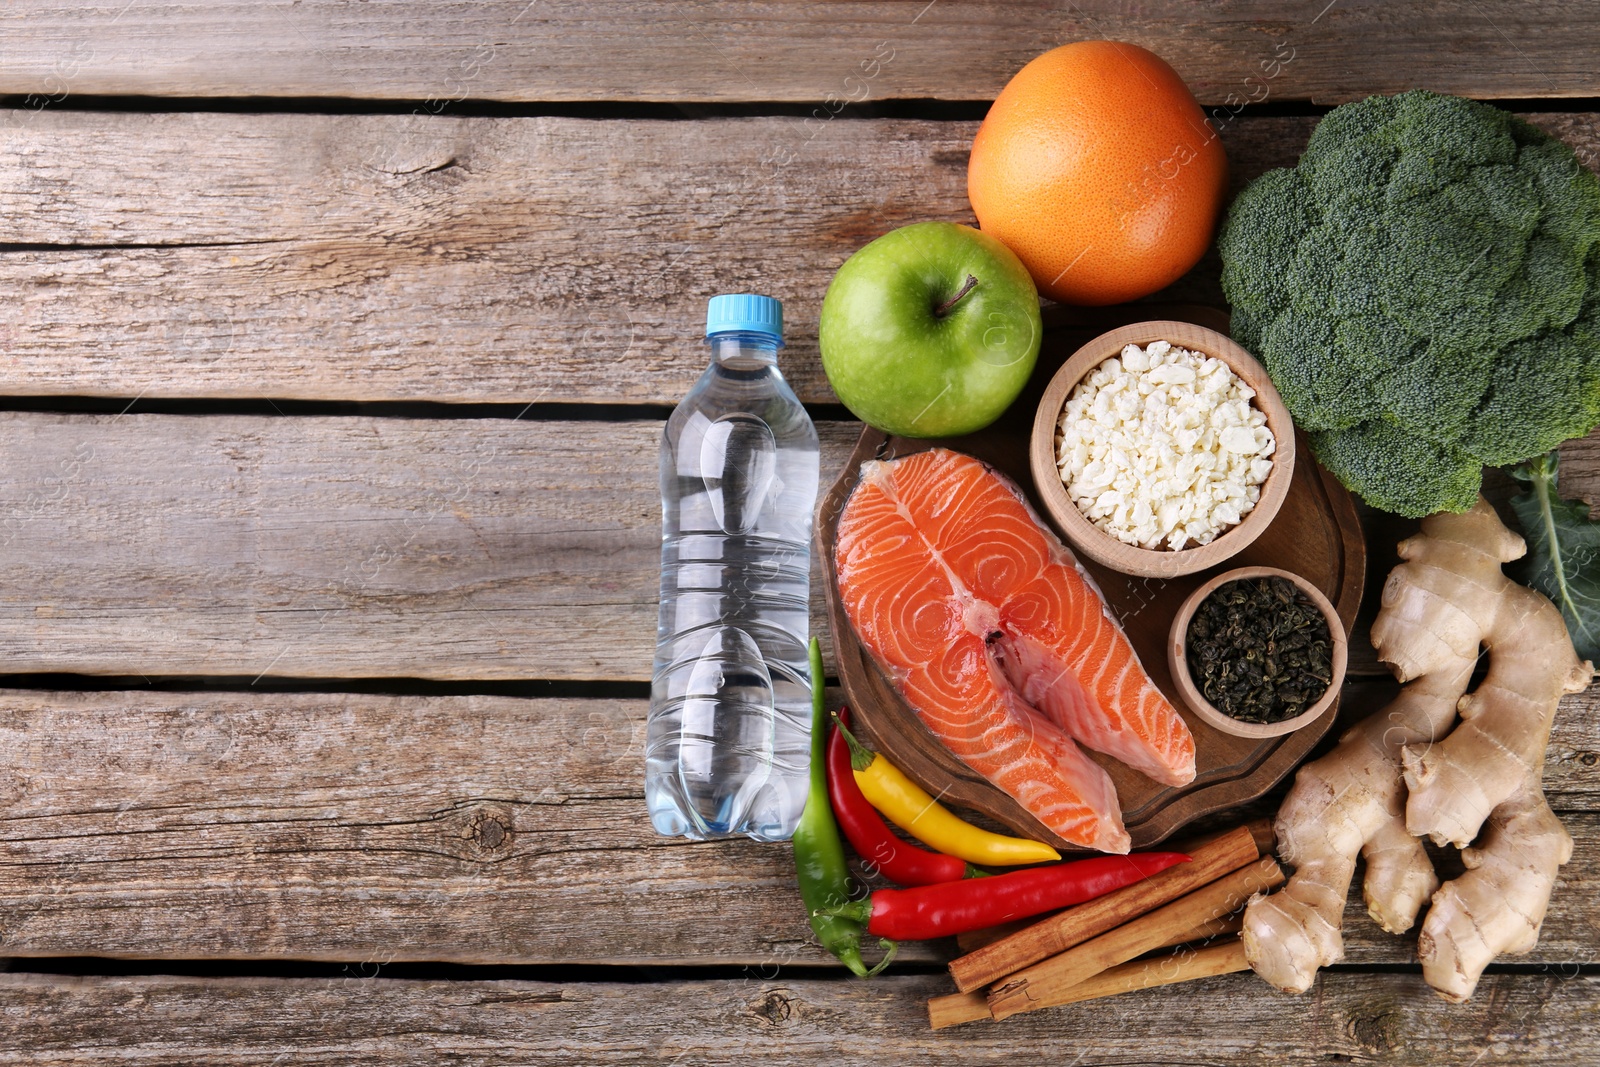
[{"x1": 1056, "y1": 340, "x2": 1275, "y2": 551}]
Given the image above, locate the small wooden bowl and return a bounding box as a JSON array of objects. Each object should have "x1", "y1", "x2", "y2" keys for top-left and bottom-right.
[
  {"x1": 1029, "y1": 321, "x2": 1295, "y2": 578},
  {"x1": 1167, "y1": 566, "x2": 1347, "y2": 739}
]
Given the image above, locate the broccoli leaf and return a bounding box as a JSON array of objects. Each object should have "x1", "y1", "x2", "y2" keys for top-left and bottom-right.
[{"x1": 1508, "y1": 451, "x2": 1600, "y2": 662}]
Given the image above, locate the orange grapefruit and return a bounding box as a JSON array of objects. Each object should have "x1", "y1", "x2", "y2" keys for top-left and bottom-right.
[{"x1": 968, "y1": 41, "x2": 1229, "y2": 306}]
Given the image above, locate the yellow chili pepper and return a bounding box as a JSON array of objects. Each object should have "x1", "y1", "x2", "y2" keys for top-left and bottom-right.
[{"x1": 834, "y1": 715, "x2": 1060, "y2": 866}]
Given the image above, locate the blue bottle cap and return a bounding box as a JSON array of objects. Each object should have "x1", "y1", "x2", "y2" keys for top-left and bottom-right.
[{"x1": 706, "y1": 293, "x2": 783, "y2": 345}]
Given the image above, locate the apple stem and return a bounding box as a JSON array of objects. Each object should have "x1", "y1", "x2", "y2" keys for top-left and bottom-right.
[{"x1": 933, "y1": 274, "x2": 979, "y2": 318}]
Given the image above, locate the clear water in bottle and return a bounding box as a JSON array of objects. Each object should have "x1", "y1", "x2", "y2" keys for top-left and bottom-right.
[{"x1": 646, "y1": 294, "x2": 819, "y2": 841}]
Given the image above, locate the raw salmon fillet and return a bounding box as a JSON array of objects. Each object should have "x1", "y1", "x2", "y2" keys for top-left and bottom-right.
[{"x1": 834, "y1": 448, "x2": 1196, "y2": 853}]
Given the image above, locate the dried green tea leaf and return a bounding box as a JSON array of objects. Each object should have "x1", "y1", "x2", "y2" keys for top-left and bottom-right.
[{"x1": 1185, "y1": 576, "x2": 1332, "y2": 724}]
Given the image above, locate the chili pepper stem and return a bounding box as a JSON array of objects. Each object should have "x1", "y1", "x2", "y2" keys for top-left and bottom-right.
[
  {"x1": 861, "y1": 938, "x2": 898, "y2": 978},
  {"x1": 830, "y1": 711, "x2": 877, "y2": 773},
  {"x1": 964, "y1": 864, "x2": 989, "y2": 879},
  {"x1": 833, "y1": 945, "x2": 871, "y2": 978},
  {"x1": 816, "y1": 900, "x2": 874, "y2": 925}
]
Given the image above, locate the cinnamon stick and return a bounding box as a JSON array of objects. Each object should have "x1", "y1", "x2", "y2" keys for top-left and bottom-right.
[
  {"x1": 952, "y1": 817, "x2": 1272, "y2": 954},
  {"x1": 1037, "y1": 937, "x2": 1249, "y2": 1007},
  {"x1": 928, "y1": 914, "x2": 1244, "y2": 1029},
  {"x1": 1173, "y1": 816, "x2": 1276, "y2": 858},
  {"x1": 948, "y1": 821, "x2": 1262, "y2": 993},
  {"x1": 926, "y1": 989, "x2": 994, "y2": 1030},
  {"x1": 986, "y1": 856, "x2": 1284, "y2": 1021},
  {"x1": 956, "y1": 902, "x2": 1229, "y2": 955},
  {"x1": 1166, "y1": 913, "x2": 1244, "y2": 945},
  {"x1": 955, "y1": 916, "x2": 1042, "y2": 955},
  {"x1": 1242, "y1": 817, "x2": 1277, "y2": 857}
]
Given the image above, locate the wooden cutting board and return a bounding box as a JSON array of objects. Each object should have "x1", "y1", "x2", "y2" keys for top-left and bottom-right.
[{"x1": 816, "y1": 304, "x2": 1366, "y2": 850}]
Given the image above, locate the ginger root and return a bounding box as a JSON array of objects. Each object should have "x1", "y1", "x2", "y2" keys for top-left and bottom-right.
[{"x1": 1242, "y1": 499, "x2": 1592, "y2": 1001}]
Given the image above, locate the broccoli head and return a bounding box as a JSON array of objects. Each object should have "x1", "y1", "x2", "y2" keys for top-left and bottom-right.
[{"x1": 1220, "y1": 90, "x2": 1600, "y2": 517}]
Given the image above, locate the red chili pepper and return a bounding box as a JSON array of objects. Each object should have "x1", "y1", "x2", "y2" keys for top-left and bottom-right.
[
  {"x1": 827, "y1": 708, "x2": 983, "y2": 887},
  {"x1": 816, "y1": 852, "x2": 1190, "y2": 941}
]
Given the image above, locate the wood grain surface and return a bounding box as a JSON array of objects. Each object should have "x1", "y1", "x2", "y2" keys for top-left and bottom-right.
[
  {"x1": 0, "y1": 111, "x2": 1595, "y2": 405},
  {"x1": 1, "y1": 1, "x2": 1597, "y2": 104},
  {"x1": 0, "y1": 687, "x2": 930, "y2": 965},
  {"x1": 0, "y1": 685, "x2": 1593, "y2": 966},
  {"x1": 0, "y1": 413, "x2": 861, "y2": 680},
  {"x1": 0, "y1": 970, "x2": 1591, "y2": 1065},
  {"x1": 0, "y1": 405, "x2": 1585, "y2": 683},
  {"x1": 1, "y1": 2, "x2": 1598, "y2": 1059}
]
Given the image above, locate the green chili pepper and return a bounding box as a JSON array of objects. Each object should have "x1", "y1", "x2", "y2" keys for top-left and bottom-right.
[{"x1": 792, "y1": 636, "x2": 896, "y2": 977}]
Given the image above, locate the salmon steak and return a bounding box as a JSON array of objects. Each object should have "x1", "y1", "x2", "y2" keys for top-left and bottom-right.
[{"x1": 833, "y1": 448, "x2": 1196, "y2": 853}]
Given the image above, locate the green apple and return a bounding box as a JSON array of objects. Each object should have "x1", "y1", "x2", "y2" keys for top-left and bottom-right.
[{"x1": 819, "y1": 221, "x2": 1042, "y2": 438}]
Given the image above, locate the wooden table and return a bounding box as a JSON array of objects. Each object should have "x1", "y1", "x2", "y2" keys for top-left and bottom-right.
[{"x1": 0, "y1": 4, "x2": 1596, "y2": 1063}]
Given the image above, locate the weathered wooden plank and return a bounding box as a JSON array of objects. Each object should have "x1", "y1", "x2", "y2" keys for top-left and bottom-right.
[
  {"x1": 0, "y1": 970, "x2": 1590, "y2": 1066},
  {"x1": 0, "y1": 111, "x2": 965, "y2": 405},
  {"x1": 3, "y1": 2, "x2": 1598, "y2": 105},
  {"x1": 1, "y1": 111, "x2": 1594, "y2": 405},
  {"x1": 0, "y1": 408, "x2": 1596, "y2": 683},
  {"x1": 0, "y1": 412, "x2": 859, "y2": 680},
  {"x1": 0, "y1": 688, "x2": 1593, "y2": 966},
  {"x1": 0, "y1": 686, "x2": 929, "y2": 965}
]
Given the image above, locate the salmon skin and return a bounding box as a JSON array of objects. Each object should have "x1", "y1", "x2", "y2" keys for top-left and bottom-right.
[{"x1": 833, "y1": 448, "x2": 1196, "y2": 854}]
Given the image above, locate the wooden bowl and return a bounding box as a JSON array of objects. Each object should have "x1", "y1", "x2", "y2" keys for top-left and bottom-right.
[
  {"x1": 1029, "y1": 320, "x2": 1295, "y2": 578},
  {"x1": 1166, "y1": 565, "x2": 1348, "y2": 739}
]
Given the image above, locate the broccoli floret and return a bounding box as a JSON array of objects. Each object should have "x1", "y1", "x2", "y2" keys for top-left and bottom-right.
[
  {"x1": 1465, "y1": 326, "x2": 1600, "y2": 465},
  {"x1": 1311, "y1": 420, "x2": 1483, "y2": 518},
  {"x1": 1220, "y1": 90, "x2": 1600, "y2": 517},
  {"x1": 1219, "y1": 168, "x2": 1312, "y2": 345}
]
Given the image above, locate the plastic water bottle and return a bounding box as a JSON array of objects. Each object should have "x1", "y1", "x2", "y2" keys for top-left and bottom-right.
[{"x1": 646, "y1": 294, "x2": 820, "y2": 842}]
